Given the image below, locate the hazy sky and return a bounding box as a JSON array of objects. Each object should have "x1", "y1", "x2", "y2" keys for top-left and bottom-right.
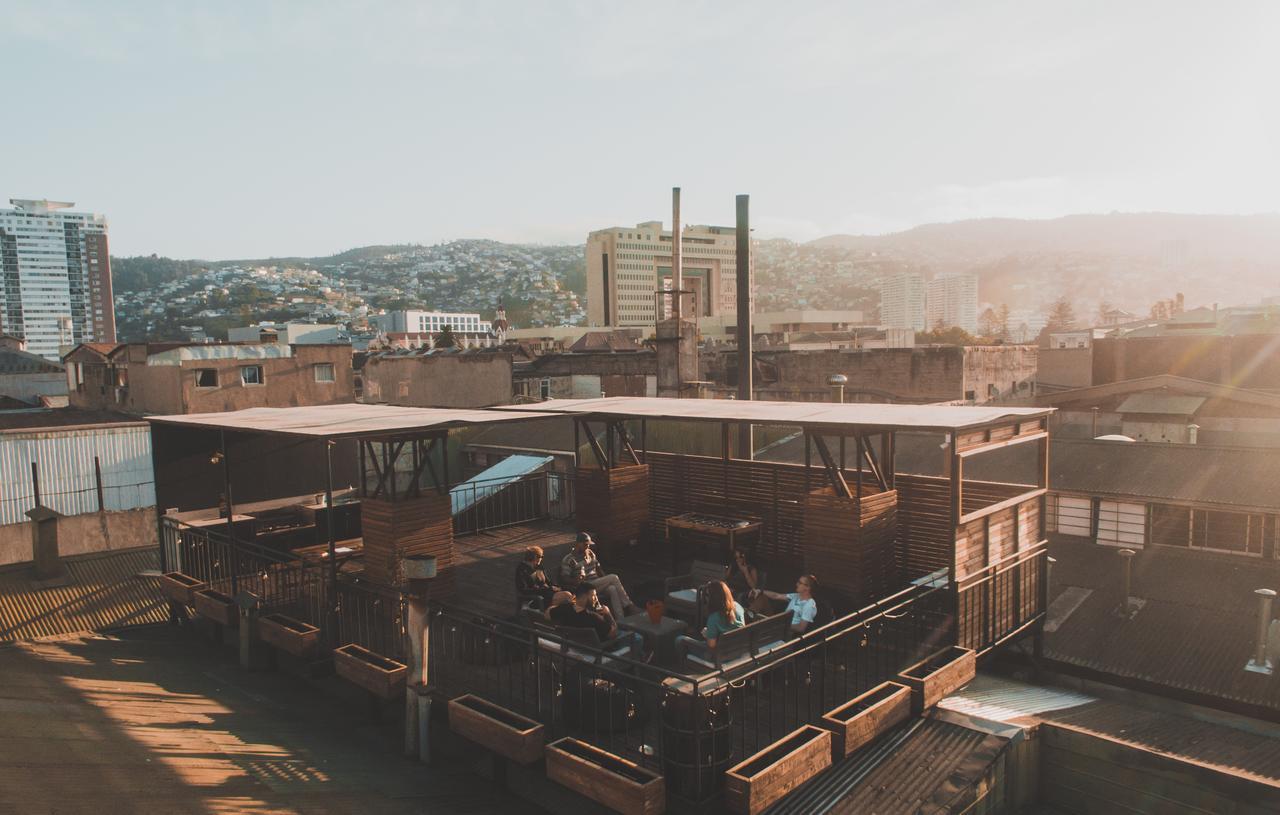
[{"x1": 3, "y1": 1, "x2": 1278, "y2": 258}]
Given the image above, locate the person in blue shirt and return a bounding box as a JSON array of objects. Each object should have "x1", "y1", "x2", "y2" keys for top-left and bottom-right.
[{"x1": 755, "y1": 574, "x2": 819, "y2": 634}]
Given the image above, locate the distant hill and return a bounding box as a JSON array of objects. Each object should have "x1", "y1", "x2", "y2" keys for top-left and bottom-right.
[{"x1": 811, "y1": 213, "x2": 1280, "y2": 316}]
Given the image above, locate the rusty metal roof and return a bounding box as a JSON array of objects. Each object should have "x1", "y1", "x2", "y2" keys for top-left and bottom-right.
[
  {"x1": 146, "y1": 403, "x2": 563, "y2": 439},
  {"x1": 1045, "y1": 538, "x2": 1280, "y2": 716},
  {"x1": 495, "y1": 396, "x2": 1052, "y2": 431},
  {"x1": 0, "y1": 547, "x2": 166, "y2": 642}
]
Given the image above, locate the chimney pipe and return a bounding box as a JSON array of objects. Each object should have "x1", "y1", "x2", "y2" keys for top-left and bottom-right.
[
  {"x1": 828, "y1": 374, "x2": 848, "y2": 404},
  {"x1": 672, "y1": 187, "x2": 682, "y2": 323},
  {"x1": 1246, "y1": 588, "x2": 1276, "y2": 674},
  {"x1": 1187, "y1": 423, "x2": 1199, "y2": 445},
  {"x1": 1118, "y1": 548, "x2": 1136, "y2": 616},
  {"x1": 735, "y1": 194, "x2": 753, "y2": 459}
]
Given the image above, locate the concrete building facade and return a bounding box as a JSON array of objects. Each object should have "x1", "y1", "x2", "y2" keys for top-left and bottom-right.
[
  {"x1": 926, "y1": 274, "x2": 978, "y2": 333},
  {"x1": 65, "y1": 342, "x2": 354, "y2": 415},
  {"x1": 880, "y1": 273, "x2": 926, "y2": 332},
  {"x1": 360, "y1": 351, "x2": 512, "y2": 408},
  {"x1": 372, "y1": 310, "x2": 493, "y2": 337},
  {"x1": 227, "y1": 322, "x2": 342, "y2": 345},
  {"x1": 0, "y1": 199, "x2": 115, "y2": 359},
  {"x1": 586, "y1": 221, "x2": 741, "y2": 327}
]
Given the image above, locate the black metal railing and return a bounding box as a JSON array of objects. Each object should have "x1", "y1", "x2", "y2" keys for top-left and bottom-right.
[
  {"x1": 452, "y1": 470, "x2": 575, "y2": 536},
  {"x1": 955, "y1": 543, "x2": 1048, "y2": 654},
  {"x1": 160, "y1": 517, "x2": 318, "y2": 613},
  {"x1": 427, "y1": 582, "x2": 954, "y2": 806},
  {"x1": 330, "y1": 577, "x2": 410, "y2": 662}
]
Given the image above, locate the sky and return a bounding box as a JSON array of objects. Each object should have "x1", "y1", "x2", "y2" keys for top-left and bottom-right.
[{"x1": 3, "y1": 1, "x2": 1278, "y2": 259}]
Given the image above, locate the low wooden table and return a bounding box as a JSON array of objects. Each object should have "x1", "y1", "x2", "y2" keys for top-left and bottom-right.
[{"x1": 617, "y1": 613, "x2": 688, "y2": 666}]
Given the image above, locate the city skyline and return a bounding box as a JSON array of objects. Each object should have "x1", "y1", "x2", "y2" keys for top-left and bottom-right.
[{"x1": 3, "y1": 1, "x2": 1279, "y2": 259}]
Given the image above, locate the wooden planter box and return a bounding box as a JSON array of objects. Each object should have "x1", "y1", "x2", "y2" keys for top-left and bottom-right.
[
  {"x1": 192, "y1": 588, "x2": 237, "y2": 627},
  {"x1": 821, "y1": 681, "x2": 912, "y2": 759},
  {"x1": 333, "y1": 643, "x2": 407, "y2": 699},
  {"x1": 257, "y1": 612, "x2": 321, "y2": 659},
  {"x1": 448, "y1": 694, "x2": 544, "y2": 764},
  {"x1": 897, "y1": 646, "x2": 976, "y2": 712},
  {"x1": 546, "y1": 737, "x2": 665, "y2": 815},
  {"x1": 158, "y1": 572, "x2": 205, "y2": 606},
  {"x1": 724, "y1": 725, "x2": 831, "y2": 815}
]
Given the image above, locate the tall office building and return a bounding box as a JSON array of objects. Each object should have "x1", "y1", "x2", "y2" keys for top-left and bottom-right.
[
  {"x1": 586, "y1": 221, "x2": 742, "y2": 327},
  {"x1": 0, "y1": 199, "x2": 115, "y2": 359},
  {"x1": 880, "y1": 272, "x2": 926, "y2": 332},
  {"x1": 926, "y1": 274, "x2": 979, "y2": 334}
]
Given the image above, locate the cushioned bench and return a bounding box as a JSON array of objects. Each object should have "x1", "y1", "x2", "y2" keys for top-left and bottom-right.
[{"x1": 681, "y1": 611, "x2": 793, "y2": 676}]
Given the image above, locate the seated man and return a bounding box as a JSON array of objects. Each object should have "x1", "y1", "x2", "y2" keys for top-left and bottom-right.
[
  {"x1": 550, "y1": 584, "x2": 644, "y2": 653},
  {"x1": 753, "y1": 574, "x2": 819, "y2": 635},
  {"x1": 559, "y1": 532, "x2": 638, "y2": 619},
  {"x1": 675, "y1": 581, "x2": 745, "y2": 665},
  {"x1": 515, "y1": 545, "x2": 559, "y2": 608}
]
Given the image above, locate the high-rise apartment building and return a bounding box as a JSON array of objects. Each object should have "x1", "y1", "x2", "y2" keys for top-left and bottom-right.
[
  {"x1": 880, "y1": 272, "x2": 926, "y2": 332},
  {"x1": 586, "y1": 221, "x2": 742, "y2": 327},
  {"x1": 0, "y1": 199, "x2": 115, "y2": 359},
  {"x1": 926, "y1": 274, "x2": 979, "y2": 334}
]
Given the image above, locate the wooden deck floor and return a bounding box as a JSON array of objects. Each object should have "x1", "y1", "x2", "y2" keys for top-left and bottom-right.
[{"x1": 451, "y1": 521, "x2": 672, "y2": 620}]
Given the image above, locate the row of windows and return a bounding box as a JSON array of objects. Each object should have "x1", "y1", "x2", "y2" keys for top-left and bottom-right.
[{"x1": 193, "y1": 363, "x2": 336, "y2": 388}]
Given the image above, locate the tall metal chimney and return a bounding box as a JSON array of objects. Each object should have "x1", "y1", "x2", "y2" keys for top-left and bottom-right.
[
  {"x1": 828, "y1": 374, "x2": 848, "y2": 404},
  {"x1": 1246, "y1": 588, "x2": 1276, "y2": 674},
  {"x1": 735, "y1": 194, "x2": 753, "y2": 459},
  {"x1": 672, "y1": 187, "x2": 682, "y2": 323}
]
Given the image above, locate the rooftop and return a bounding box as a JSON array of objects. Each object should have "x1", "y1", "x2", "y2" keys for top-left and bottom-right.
[
  {"x1": 496, "y1": 396, "x2": 1052, "y2": 432},
  {"x1": 147, "y1": 403, "x2": 561, "y2": 439}
]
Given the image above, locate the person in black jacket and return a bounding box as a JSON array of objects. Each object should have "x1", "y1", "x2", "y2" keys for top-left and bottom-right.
[{"x1": 515, "y1": 545, "x2": 559, "y2": 608}]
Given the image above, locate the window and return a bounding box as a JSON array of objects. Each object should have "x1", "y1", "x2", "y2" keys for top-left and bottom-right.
[
  {"x1": 540, "y1": 378, "x2": 551, "y2": 399},
  {"x1": 241, "y1": 365, "x2": 263, "y2": 385},
  {"x1": 313, "y1": 362, "x2": 335, "y2": 383},
  {"x1": 195, "y1": 368, "x2": 218, "y2": 388}
]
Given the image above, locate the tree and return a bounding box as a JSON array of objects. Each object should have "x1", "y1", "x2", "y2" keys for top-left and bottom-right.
[
  {"x1": 434, "y1": 325, "x2": 457, "y2": 349},
  {"x1": 1095, "y1": 300, "x2": 1114, "y2": 325},
  {"x1": 1045, "y1": 297, "x2": 1077, "y2": 332},
  {"x1": 996, "y1": 303, "x2": 1011, "y2": 341},
  {"x1": 978, "y1": 307, "x2": 1000, "y2": 338},
  {"x1": 915, "y1": 326, "x2": 978, "y2": 346}
]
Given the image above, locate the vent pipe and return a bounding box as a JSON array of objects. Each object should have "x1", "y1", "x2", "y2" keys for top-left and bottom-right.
[
  {"x1": 735, "y1": 194, "x2": 753, "y2": 458},
  {"x1": 1187, "y1": 423, "x2": 1199, "y2": 445},
  {"x1": 1118, "y1": 548, "x2": 1136, "y2": 616},
  {"x1": 828, "y1": 374, "x2": 847, "y2": 404},
  {"x1": 1246, "y1": 588, "x2": 1276, "y2": 674}
]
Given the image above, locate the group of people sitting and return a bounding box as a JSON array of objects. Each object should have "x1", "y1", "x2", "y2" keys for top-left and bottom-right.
[
  {"x1": 676, "y1": 550, "x2": 821, "y2": 664},
  {"x1": 516, "y1": 533, "x2": 822, "y2": 666},
  {"x1": 515, "y1": 532, "x2": 644, "y2": 651}
]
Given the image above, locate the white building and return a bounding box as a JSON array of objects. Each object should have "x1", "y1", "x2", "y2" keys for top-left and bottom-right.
[
  {"x1": 372, "y1": 310, "x2": 493, "y2": 336},
  {"x1": 0, "y1": 199, "x2": 115, "y2": 360},
  {"x1": 926, "y1": 274, "x2": 979, "y2": 334},
  {"x1": 227, "y1": 322, "x2": 342, "y2": 345},
  {"x1": 880, "y1": 273, "x2": 926, "y2": 332}
]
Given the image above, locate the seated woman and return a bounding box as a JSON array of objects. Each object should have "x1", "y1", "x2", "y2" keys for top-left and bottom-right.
[
  {"x1": 676, "y1": 581, "x2": 745, "y2": 665},
  {"x1": 515, "y1": 545, "x2": 559, "y2": 608},
  {"x1": 753, "y1": 574, "x2": 819, "y2": 635}
]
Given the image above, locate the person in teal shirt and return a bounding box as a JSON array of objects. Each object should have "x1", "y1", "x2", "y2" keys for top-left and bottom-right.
[{"x1": 676, "y1": 581, "x2": 744, "y2": 667}]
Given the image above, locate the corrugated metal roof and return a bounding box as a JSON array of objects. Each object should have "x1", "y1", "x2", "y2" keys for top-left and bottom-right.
[
  {"x1": 1115, "y1": 393, "x2": 1206, "y2": 415},
  {"x1": 450, "y1": 454, "x2": 553, "y2": 514},
  {"x1": 1051, "y1": 438, "x2": 1280, "y2": 511},
  {"x1": 0, "y1": 547, "x2": 166, "y2": 642},
  {"x1": 147, "y1": 403, "x2": 564, "y2": 439},
  {"x1": 1045, "y1": 539, "x2": 1280, "y2": 715},
  {"x1": 1039, "y1": 701, "x2": 1280, "y2": 785},
  {"x1": 0, "y1": 424, "x2": 154, "y2": 524},
  {"x1": 937, "y1": 675, "x2": 1095, "y2": 723},
  {"x1": 495, "y1": 396, "x2": 1052, "y2": 431}
]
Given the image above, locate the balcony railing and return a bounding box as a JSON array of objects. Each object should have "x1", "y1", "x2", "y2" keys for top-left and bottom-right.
[{"x1": 452, "y1": 470, "x2": 574, "y2": 536}]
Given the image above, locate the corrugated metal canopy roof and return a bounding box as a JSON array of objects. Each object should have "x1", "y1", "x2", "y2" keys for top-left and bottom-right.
[
  {"x1": 1115, "y1": 393, "x2": 1206, "y2": 415},
  {"x1": 494, "y1": 396, "x2": 1051, "y2": 431},
  {"x1": 147, "y1": 403, "x2": 563, "y2": 439}
]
